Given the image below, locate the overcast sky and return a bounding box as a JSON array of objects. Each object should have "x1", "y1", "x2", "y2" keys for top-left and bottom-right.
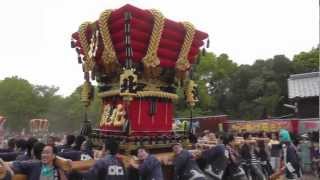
[{"x1": 0, "y1": 0, "x2": 318, "y2": 96}]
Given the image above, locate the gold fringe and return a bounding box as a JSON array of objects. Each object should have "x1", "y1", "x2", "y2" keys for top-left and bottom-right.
[
  {"x1": 136, "y1": 91, "x2": 178, "y2": 100},
  {"x1": 98, "y1": 90, "x2": 178, "y2": 100},
  {"x1": 78, "y1": 22, "x2": 93, "y2": 72},
  {"x1": 176, "y1": 22, "x2": 196, "y2": 72},
  {"x1": 80, "y1": 81, "x2": 93, "y2": 107},
  {"x1": 185, "y1": 80, "x2": 198, "y2": 106},
  {"x1": 142, "y1": 9, "x2": 165, "y2": 68},
  {"x1": 98, "y1": 9, "x2": 117, "y2": 72},
  {"x1": 142, "y1": 9, "x2": 165, "y2": 79}
]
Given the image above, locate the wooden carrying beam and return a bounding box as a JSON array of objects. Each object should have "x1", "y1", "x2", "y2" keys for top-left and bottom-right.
[
  {"x1": 0, "y1": 138, "x2": 271, "y2": 180},
  {"x1": 0, "y1": 153, "x2": 175, "y2": 180}
]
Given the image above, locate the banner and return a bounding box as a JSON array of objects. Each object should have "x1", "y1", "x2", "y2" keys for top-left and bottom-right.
[
  {"x1": 299, "y1": 121, "x2": 320, "y2": 134},
  {"x1": 230, "y1": 120, "x2": 293, "y2": 132}
]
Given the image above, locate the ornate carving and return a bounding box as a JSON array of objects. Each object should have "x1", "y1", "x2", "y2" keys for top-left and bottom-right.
[
  {"x1": 120, "y1": 68, "x2": 138, "y2": 101},
  {"x1": 100, "y1": 104, "x2": 126, "y2": 128},
  {"x1": 113, "y1": 104, "x2": 126, "y2": 127},
  {"x1": 185, "y1": 80, "x2": 198, "y2": 106},
  {"x1": 80, "y1": 81, "x2": 94, "y2": 107},
  {"x1": 100, "y1": 104, "x2": 112, "y2": 126}
]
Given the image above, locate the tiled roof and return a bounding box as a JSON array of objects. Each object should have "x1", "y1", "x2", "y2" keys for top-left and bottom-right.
[{"x1": 288, "y1": 72, "x2": 319, "y2": 99}]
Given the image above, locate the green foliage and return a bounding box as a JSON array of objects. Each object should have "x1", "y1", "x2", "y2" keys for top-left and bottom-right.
[
  {"x1": 292, "y1": 47, "x2": 319, "y2": 73},
  {"x1": 0, "y1": 77, "x2": 101, "y2": 133},
  {"x1": 176, "y1": 48, "x2": 318, "y2": 120},
  {"x1": 0, "y1": 77, "x2": 48, "y2": 131}
]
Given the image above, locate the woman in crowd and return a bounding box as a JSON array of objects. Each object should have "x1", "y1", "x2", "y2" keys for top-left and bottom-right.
[
  {"x1": 240, "y1": 133, "x2": 266, "y2": 180},
  {"x1": 256, "y1": 140, "x2": 273, "y2": 177},
  {"x1": 268, "y1": 132, "x2": 281, "y2": 171},
  {"x1": 279, "y1": 129, "x2": 302, "y2": 180}
]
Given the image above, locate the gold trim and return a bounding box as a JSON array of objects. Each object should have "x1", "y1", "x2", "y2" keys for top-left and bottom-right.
[
  {"x1": 176, "y1": 22, "x2": 196, "y2": 72},
  {"x1": 80, "y1": 81, "x2": 93, "y2": 107},
  {"x1": 142, "y1": 9, "x2": 165, "y2": 68},
  {"x1": 136, "y1": 91, "x2": 178, "y2": 100},
  {"x1": 98, "y1": 90, "x2": 178, "y2": 100},
  {"x1": 79, "y1": 22, "x2": 93, "y2": 72},
  {"x1": 185, "y1": 80, "x2": 198, "y2": 106},
  {"x1": 98, "y1": 9, "x2": 118, "y2": 72},
  {"x1": 142, "y1": 9, "x2": 165, "y2": 79}
]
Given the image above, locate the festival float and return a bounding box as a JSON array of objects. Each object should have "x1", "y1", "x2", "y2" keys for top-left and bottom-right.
[
  {"x1": 70, "y1": 4, "x2": 209, "y2": 178},
  {"x1": 71, "y1": 4, "x2": 209, "y2": 153},
  {"x1": 29, "y1": 119, "x2": 49, "y2": 135},
  {"x1": 0, "y1": 4, "x2": 276, "y2": 180},
  {"x1": 0, "y1": 5, "x2": 209, "y2": 180}
]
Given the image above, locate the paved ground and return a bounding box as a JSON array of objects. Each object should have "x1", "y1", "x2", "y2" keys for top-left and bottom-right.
[
  {"x1": 274, "y1": 174, "x2": 317, "y2": 180},
  {"x1": 302, "y1": 174, "x2": 318, "y2": 180}
]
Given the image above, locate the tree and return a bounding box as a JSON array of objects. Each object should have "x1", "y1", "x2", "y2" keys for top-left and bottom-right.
[
  {"x1": 292, "y1": 48, "x2": 319, "y2": 73},
  {"x1": 0, "y1": 77, "x2": 43, "y2": 130}
]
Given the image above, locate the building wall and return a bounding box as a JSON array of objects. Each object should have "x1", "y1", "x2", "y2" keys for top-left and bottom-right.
[{"x1": 297, "y1": 97, "x2": 319, "y2": 118}]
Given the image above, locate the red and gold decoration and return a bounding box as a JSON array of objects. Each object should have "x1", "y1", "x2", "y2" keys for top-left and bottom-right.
[
  {"x1": 71, "y1": 4, "x2": 208, "y2": 150},
  {"x1": 80, "y1": 81, "x2": 94, "y2": 107},
  {"x1": 185, "y1": 80, "x2": 199, "y2": 107}
]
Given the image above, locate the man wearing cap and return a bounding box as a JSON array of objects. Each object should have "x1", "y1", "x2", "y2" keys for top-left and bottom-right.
[
  {"x1": 279, "y1": 129, "x2": 302, "y2": 180},
  {"x1": 172, "y1": 143, "x2": 206, "y2": 180}
]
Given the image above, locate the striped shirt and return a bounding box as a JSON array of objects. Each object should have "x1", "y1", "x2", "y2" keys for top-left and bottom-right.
[{"x1": 250, "y1": 152, "x2": 260, "y2": 165}]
